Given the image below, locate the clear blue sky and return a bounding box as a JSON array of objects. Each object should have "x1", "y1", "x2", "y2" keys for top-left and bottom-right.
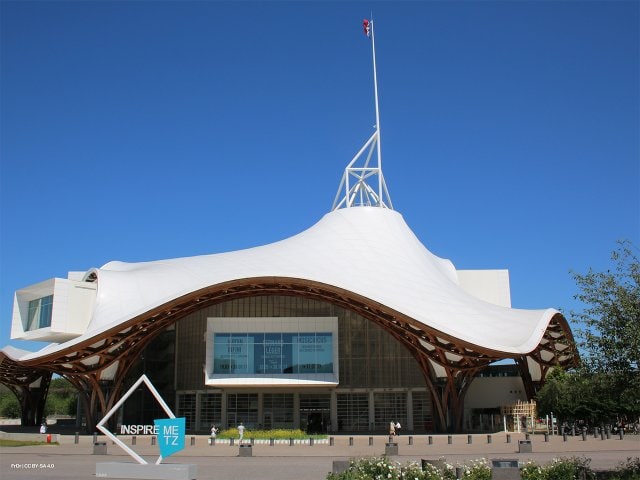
[{"x1": 1, "y1": 1, "x2": 638, "y2": 352}]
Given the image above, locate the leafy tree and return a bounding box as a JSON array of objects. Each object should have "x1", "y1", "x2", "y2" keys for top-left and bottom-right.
[
  {"x1": 572, "y1": 239, "x2": 639, "y2": 377},
  {"x1": 536, "y1": 241, "x2": 640, "y2": 424}
]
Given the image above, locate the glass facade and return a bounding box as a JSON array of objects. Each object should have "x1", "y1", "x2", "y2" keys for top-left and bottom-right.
[
  {"x1": 213, "y1": 332, "x2": 333, "y2": 375},
  {"x1": 198, "y1": 393, "x2": 222, "y2": 431},
  {"x1": 116, "y1": 295, "x2": 435, "y2": 433},
  {"x1": 26, "y1": 295, "x2": 53, "y2": 331},
  {"x1": 226, "y1": 393, "x2": 258, "y2": 427}
]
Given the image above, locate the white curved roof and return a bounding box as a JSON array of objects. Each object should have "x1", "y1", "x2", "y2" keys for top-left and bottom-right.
[{"x1": 64, "y1": 206, "x2": 553, "y2": 357}]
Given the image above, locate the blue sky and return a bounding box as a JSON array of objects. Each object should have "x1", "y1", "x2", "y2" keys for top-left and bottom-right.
[{"x1": 1, "y1": 1, "x2": 638, "y2": 352}]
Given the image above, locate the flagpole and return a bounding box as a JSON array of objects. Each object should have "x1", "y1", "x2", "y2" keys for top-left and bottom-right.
[{"x1": 370, "y1": 19, "x2": 383, "y2": 199}]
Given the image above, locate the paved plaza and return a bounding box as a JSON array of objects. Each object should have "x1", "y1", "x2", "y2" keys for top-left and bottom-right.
[{"x1": 1, "y1": 432, "x2": 638, "y2": 480}]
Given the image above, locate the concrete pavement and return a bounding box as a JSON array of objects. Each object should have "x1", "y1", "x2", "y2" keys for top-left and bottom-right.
[{"x1": 1, "y1": 432, "x2": 638, "y2": 479}]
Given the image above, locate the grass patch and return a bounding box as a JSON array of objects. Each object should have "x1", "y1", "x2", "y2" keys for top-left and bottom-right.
[
  {"x1": 216, "y1": 428, "x2": 327, "y2": 440},
  {"x1": 0, "y1": 439, "x2": 59, "y2": 447}
]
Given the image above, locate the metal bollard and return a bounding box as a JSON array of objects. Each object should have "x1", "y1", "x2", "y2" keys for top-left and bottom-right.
[
  {"x1": 289, "y1": 438, "x2": 294, "y2": 446},
  {"x1": 270, "y1": 438, "x2": 274, "y2": 446},
  {"x1": 93, "y1": 433, "x2": 98, "y2": 443},
  {"x1": 582, "y1": 429, "x2": 587, "y2": 441},
  {"x1": 330, "y1": 436, "x2": 334, "y2": 446},
  {"x1": 600, "y1": 429, "x2": 605, "y2": 440},
  {"x1": 230, "y1": 438, "x2": 235, "y2": 446},
  {"x1": 467, "y1": 434, "x2": 472, "y2": 444},
  {"x1": 408, "y1": 436, "x2": 413, "y2": 445},
  {"x1": 151, "y1": 436, "x2": 156, "y2": 445},
  {"x1": 190, "y1": 436, "x2": 195, "y2": 446},
  {"x1": 544, "y1": 432, "x2": 549, "y2": 442},
  {"x1": 349, "y1": 436, "x2": 354, "y2": 446},
  {"x1": 563, "y1": 433, "x2": 568, "y2": 442},
  {"x1": 74, "y1": 432, "x2": 79, "y2": 444},
  {"x1": 619, "y1": 430, "x2": 624, "y2": 440},
  {"x1": 487, "y1": 434, "x2": 492, "y2": 444},
  {"x1": 594, "y1": 427, "x2": 599, "y2": 439},
  {"x1": 447, "y1": 435, "x2": 452, "y2": 444},
  {"x1": 132, "y1": 436, "x2": 136, "y2": 445},
  {"x1": 506, "y1": 434, "x2": 511, "y2": 443},
  {"x1": 428, "y1": 435, "x2": 433, "y2": 445},
  {"x1": 310, "y1": 437, "x2": 314, "y2": 446},
  {"x1": 369, "y1": 436, "x2": 373, "y2": 446}
]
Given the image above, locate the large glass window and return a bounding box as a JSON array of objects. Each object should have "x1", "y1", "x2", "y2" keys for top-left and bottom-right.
[
  {"x1": 262, "y1": 393, "x2": 294, "y2": 429},
  {"x1": 337, "y1": 393, "x2": 369, "y2": 432},
  {"x1": 412, "y1": 391, "x2": 434, "y2": 432},
  {"x1": 26, "y1": 295, "x2": 53, "y2": 331},
  {"x1": 373, "y1": 392, "x2": 406, "y2": 431},
  {"x1": 213, "y1": 332, "x2": 333, "y2": 375},
  {"x1": 199, "y1": 393, "x2": 222, "y2": 431},
  {"x1": 176, "y1": 393, "x2": 196, "y2": 431},
  {"x1": 226, "y1": 393, "x2": 258, "y2": 429}
]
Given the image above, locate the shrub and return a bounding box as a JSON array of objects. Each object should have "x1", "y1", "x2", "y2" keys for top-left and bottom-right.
[
  {"x1": 545, "y1": 457, "x2": 595, "y2": 480},
  {"x1": 614, "y1": 458, "x2": 640, "y2": 480},
  {"x1": 216, "y1": 428, "x2": 325, "y2": 440}
]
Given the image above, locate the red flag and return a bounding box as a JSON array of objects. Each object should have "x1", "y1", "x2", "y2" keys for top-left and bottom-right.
[{"x1": 363, "y1": 19, "x2": 370, "y2": 37}]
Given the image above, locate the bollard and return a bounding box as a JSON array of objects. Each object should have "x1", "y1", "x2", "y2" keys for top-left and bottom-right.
[
  {"x1": 506, "y1": 434, "x2": 511, "y2": 443},
  {"x1": 190, "y1": 436, "x2": 195, "y2": 446},
  {"x1": 330, "y1": 436, "x2": 334, "y2": 446},
  {"x1": 582, "y1": 429, "x2": 587, "y2": 441},
  {"x1": 594, "y1": 427, "x2": 598, "y2": 439},
  {"x1": 619, "y1": 430, "x2": 624, "y2": 440},
  {"x1": 544, "y1": 432, "x2": 549, "y2": 442},
  {"x1": 250, "y1": 438, "x2": 255, "y2": 446},
  {"x1": 600, "y1": 429, "x2": 605, "y2": 440},
  {"x1": 563, "y1": 433, "x2": 568, "y2": 442},
  {"x1": 487, "y1": 434, "x2": 492, "y2": 444},
  {"x1": 349, "y1": 436, "x2": 354, "y2": 446},
  {"x1": 310, "y1": 437, "x2": 314, "y2": 446},
  {"x1": 289, "y1": 438, "x2": 294, "y2": 446},
  {"x1": 408, "y1": 436, "x2": 413, "y2": 445},
  {"x1": 428, "y1": 435, "x2": 433, "y2": 445},
  {"x1": 606, "y1": 428, "x2": 610, "y2": 440},
  {"x1": 525, "y1": 433, "x2": 530, "y2": 440},
  {"x1": 369, "y1": 436, "x2": 373, "y2": 446},
  {"x1": 230, "y1": 438, "x2": 235, "y2": 446},
  {"x1": 467, "y1": 434, "x2": 472, "y2": 444},
  {"x1": 572, "y1": 426, "x2": 576, "y2": 437},
  {"x1": 151, "y1": 436, "x2": 156, "y2": 446},
  {"x1": 93, "y1": 433, "x2": 98, "y2": 443},
  {"x1": 447, "y1": 435, "x2": 452, "y2": 445},
  {"x1": 132, "y1": 436, "x2": 136, "y2": 445},
  {"x1": 74, "y1": 432, "x2": 79, "y2": 444},
  {"x1": 270, "y1": 438, "x2": 274, "y2": 446},
  {"x1": 455, "y1": 466, "x2": 464, "y2": 479}
]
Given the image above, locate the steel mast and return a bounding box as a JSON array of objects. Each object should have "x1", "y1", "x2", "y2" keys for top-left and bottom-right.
[{"x1": 332, "y1": 18, "x2": 393, "y2": 211}]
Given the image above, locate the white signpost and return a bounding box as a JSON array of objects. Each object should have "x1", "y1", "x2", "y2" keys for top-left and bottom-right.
[{"x1": 94, "y1": 374, "x2": 196, "y2": 480}]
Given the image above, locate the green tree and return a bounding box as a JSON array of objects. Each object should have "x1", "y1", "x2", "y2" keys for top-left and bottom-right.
[
  {"x1": 536, "y1": 241, "x2": 640, "y2": 424},
  {"x1": 572, "y1": 240, "x2": 640, "y2": 377}
]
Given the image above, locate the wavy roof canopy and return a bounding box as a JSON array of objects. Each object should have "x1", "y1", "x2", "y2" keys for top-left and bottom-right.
[{"x1": 12, "y1": 206, "x2": 556, "y2": 358}]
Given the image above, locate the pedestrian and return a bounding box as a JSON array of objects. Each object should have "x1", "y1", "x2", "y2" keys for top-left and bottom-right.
[
  {"x1": 389, "y1": 421, "x2": 396, "y2": 436},
  {"x1": 39, "y1": 422, "x2": 47, "y2": 434},
  {"x1": 237, "y1": 422, "x2": 245, "y2": 442},
  {"x1": 395, "y1": 421, "x2": 401, "y2": 436},
  {"x1": 210, "y1": 424, "x2": 218, "y2": 438}
]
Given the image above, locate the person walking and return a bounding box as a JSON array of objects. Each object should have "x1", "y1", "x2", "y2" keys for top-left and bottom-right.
[
  {"x1": 395, "y1": 421, "x2": 402, "y2": 436},
  {"x1": 389, "y1": 421, "x2": 396, "y2": 436},
  {"x1": 237, "y1": 422, "x2": 245, "y2": 443},
  {"x1": 210, "y1": 424, "x2": 218, "y2": 438}
]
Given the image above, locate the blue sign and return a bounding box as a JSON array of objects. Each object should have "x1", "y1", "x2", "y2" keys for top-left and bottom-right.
[{"x1": 154, "y1": 417, "x2": 185, "y2": 458}]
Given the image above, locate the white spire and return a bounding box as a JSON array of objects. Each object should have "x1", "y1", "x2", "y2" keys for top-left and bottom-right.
[{"x1": 333, "y1": 19, "x2": 393, "y2": 211}]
